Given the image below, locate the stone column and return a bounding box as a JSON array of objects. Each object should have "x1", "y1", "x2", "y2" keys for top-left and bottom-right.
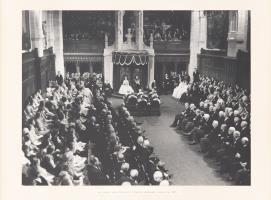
[
  {"x1": 148, "y1": 55, "x2": 155, "y2": 88},
  {"x1": 29, "y1": 10, "x2": 44, "y2": 57},
  {"x1": 115, "y1": 11, "x2": 124, "y2": 50},
  {"x1": 135, "y1": 11, "x2": 144, "y2": 50},
  {"x1": 46, "y1": 11, "x2": 55, "y2": 51},
  {"x1": 188, "y1": 11, "x2": 207, "y2": 81},
  {"x1": 104, "y1": 49, "x2": 114, "y2": 86},
  {"x1": 105, "y1": 33, "x2": 108, "y2": 48},
  {"x1": 162, "y1": 63, "x2": 167, "y2": 76},
  {"x1": 150, "y1": 33, "x2": 154, "y2": 48},
  {"x1": 227, "y1": 11, "x2": 249, "y2": 57},
  {"x1": 89, "y1": 62, "x2": 93, "y2": 74},
  {"x1": 52, "y1": 11, "x2": 65, "y2": 75},
  {"x1": 76, "y1": 62, "x2": 80, "y2": 73},
  {"x1": 199, "y1": 12, "x2": 207, "y2": 50}
]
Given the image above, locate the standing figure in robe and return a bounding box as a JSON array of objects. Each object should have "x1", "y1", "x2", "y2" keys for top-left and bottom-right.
[
  {"x1": 133, "y1": 75, "x2": 141, "y2": 93},
  {"x1": 172, "y1": 77, "x2": 188, "y2": 99},
  {"x1": 118, "y1": 76, "x2": 134, "y2": 95}
]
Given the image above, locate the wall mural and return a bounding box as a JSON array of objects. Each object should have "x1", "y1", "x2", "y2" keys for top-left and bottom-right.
[{"x1": 206, "y1": 11, "x2": 229, "y2": 50}]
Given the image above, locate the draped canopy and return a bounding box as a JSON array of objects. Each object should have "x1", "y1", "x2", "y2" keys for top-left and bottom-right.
[{"x1": 112, "y1": 51, "x2": 149, "y2": 66}]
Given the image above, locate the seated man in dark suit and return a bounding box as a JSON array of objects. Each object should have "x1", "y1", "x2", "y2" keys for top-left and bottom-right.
[
  {"x1": 178, "y1": 103, "x2": 196, "y2": 131},
  {"x1": 115, "y1": 162, "x2": 134, "y2": 185},
  {"x1": 189, "y1": 113, "x2": 212, "y2": 145},
  {"x1": 55, "y1": 71, "x2": 64, "y2": 86},
  {"x1": 234, "y1": 137, "x2": 250, "y2": 185},
  {"x1": 200, "y1": 120, "x2": 220, "y2": 156},
  {"x1": 240, "y1": 121, "x2": 250, "y2": 139},
  {"x1": 219, "y1": 129, "x2": 242, "y2": 174},
  {"x1": 170, "y1": 102, "x2": 190, "y2": 128},
  {"x1": 193, "y1": 69, "x2": 200, "y2": 83},
  {"x1": 87, "y1": 156, "x2": 109, "y2": 185},
  {"x1": 228, "y1": 137, "x2": 250, "y2": 182}
]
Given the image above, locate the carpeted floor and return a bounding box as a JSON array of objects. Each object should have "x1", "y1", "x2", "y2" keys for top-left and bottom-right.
[{"x1": 110, "y1": 95, "x2": 230, "y2": 185}]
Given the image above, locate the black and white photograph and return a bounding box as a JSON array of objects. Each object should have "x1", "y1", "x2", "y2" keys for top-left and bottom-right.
[{"x1": 21, "y1": 10, "x2": 252, "y2": 186}]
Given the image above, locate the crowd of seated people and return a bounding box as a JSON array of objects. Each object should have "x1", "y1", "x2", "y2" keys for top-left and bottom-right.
[
  {"x1": 22, "y1": 72, "x2": 171, "y2": 185},
  {"x1": 124, "y1": 89, "x2": 161, "y2": 116},
  {"x1": 160, "y1": 71, "x2": 190, "y2": 95},
  {"x1": 63, "y1": 30, "x2": 114, "y2": 43},
  {"x1": 63, "y1": 14, "x2": 114, "y2": 42},
  {"x1": 143, "y1": 16, "x2": 189, "y2": 44},
  {"x1": 170, "y1": 74, "x2": 250, "y2": 185}
]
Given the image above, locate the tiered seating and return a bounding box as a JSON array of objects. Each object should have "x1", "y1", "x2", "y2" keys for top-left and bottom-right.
[
  {"x1": 171, "y1": 74, "x2": 250, "y2": 185},
  {"x1": 22, "y1": 72, "x2": 170, "y2": 185}
]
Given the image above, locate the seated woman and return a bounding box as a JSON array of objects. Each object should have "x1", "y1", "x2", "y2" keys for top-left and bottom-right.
[
  {"x1": 172, "y1": 78, "x2": 188, "y2": 99},
  {"x1": 118, "y1": 76, "x2": 134, "y2": 96}
]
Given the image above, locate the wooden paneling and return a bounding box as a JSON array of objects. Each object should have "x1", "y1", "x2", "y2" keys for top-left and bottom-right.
[
  {"x1": 236, "y1": 50, "x2": 250, "y2": 89},
  {"x1": 197, "y1": 53, "x2": 237, "y2": 85},
  {"x1": 22, "y1": 50, "x2": 38, "y2": 106},
  {"x1": 22, "y1": 48, "x2": 55, "y2": 107},
  {"x1": 155, "y1": 54, "x2": 190, "y2": 63},
  {"x1": 153, "y1": 40, "x2": 190, "y2": 54},
  {"x1": 40, "y1": 48, "x2": 56, "y2": 92},
  {"x1": 197, "y1": 51, "x2": 250, "y2": 89}
]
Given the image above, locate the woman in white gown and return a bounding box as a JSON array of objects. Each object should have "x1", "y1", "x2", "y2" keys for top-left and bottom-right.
[
  {"x1": 118, "y1": 76, "x2": 134, "y2": 95},
  {"x1": 172, "y1": 79, "x2": 188, "y2": 99}
]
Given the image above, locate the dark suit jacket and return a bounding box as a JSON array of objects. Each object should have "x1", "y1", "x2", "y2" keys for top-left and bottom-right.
[
  {"x1": 240, "y1": 126, "x2": 250, "y2": 139},
  {"x1": 115, "y1": 174, "x2": 134, "y2": 185},
  {"x1": 87, "y1": 165, "x2": 109, "y2": 185},
  {"x1": 56, "y1": 75, "x2": 63, "y2": 85},
  {"x1": 208, "y1": 127, "x2": 220, "y2": 145}
]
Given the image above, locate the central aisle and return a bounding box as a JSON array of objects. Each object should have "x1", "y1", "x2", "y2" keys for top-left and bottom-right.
[{"x1": 111, "y1": 95, "x2": 229, "y2": 185}]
